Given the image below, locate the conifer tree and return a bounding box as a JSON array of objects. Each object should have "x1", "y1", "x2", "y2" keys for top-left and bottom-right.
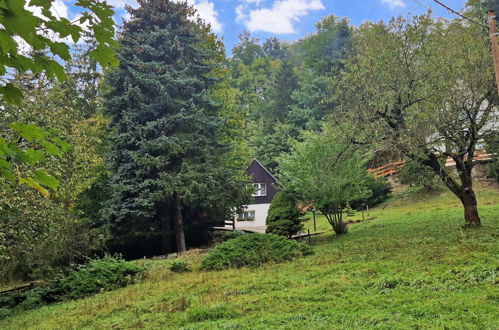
[
  {"x1": 266, "y1": 190, "x2": 304, "y2": 238},
  {"x1": 103, "y1": 0, "x2": 247, "y2": 253}
]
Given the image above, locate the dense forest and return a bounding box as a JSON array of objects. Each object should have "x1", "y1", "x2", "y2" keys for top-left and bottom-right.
[{"x1": 1, "y1": 0, "x2": 498, "y2": 288}]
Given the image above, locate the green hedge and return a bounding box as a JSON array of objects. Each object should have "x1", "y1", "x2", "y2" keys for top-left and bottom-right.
[
  {"x1": 0, "y1": 256, "x2": 146, "y2": 315},
  {"x1": 201, "y1": 233, "x2": 312, "y2": 271}
]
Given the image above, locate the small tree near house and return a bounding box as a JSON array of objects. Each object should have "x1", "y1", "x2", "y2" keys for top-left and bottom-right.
[
  {"x1": 266, "y1": 190, "x2": 304, "y2": 238},
  {"x1": 278, "y1": 127, "x2": 372, "y2": 235}
]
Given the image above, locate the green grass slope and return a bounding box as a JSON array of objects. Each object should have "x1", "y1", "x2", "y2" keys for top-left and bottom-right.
[{"x1": 2, "y1": 188, "x2": 498, "y2": 329}]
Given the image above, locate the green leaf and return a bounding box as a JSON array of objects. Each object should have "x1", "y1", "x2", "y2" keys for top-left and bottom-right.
[
  {"x1": 0, "y1": 83, "x2": 23, "y2": 105},
  {"x1": 0, "y1": 138, "x2": 14, "y2": 156},
  {"x1": 18, "y1": 148, "x2": 46, "y2": 166},
  {"x1": 0, "y1": 30, "x2": 18, "y2": 54},
  {"x1": 51, "y1": 136, "x2": 72, "y2": 152},
  {"x1": 0, "y1": 158, "x2": 10, "y2": 169},
  {"x1": 35, "y1": 169, "x2": 58, "y2": 191},
  {"x1": 29, "y1": 0, "x2": 54, "y2": 11},
  {"x1": 8, "y1": 122, "x2": 49, "y2": 141},
  {"x1": 19, "y1": 177, "x2": 50, "y2": 197},
  {"x1": 47, "y1": 40, "x2": 71, "y2": 61},
  {"x1": 41, "y1": 140, "x2": 62, "y2": 157},
  {"x1": 0, "y1": 168, "x2": 16, "y2": 183}
]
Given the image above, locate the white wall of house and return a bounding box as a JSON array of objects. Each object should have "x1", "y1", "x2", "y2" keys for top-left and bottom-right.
[{"x1": 234, "y1": 203, "x2": 270, "y2": 228}]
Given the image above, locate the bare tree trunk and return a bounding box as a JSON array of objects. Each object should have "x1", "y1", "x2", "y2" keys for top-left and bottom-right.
[
  {"x1": 336, "y1": 207, "x2": 348, "y2": 235},
  {"x1": 461, "y1": 186, "x2": 481, "y2": 227},
  {"x1": 424, "y1": 153, "x2": 481, "y2": 227},
  {"x1": 172, "y1": 193, "x2": 187, "y2": 252},
  {"x1": 323, "y1": 205, "x2": 348, "y2": 235},
  {"x1": 161, "y1": 211, "x2": 172, "y2": 255}
]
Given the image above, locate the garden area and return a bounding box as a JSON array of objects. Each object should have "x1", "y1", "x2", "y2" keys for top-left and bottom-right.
[
  {"x1": 1, "y1": 0, "x2": 499, "y2": 328},
  {"x1": 1, "y1": 186, "x2": 497, "y2": 329}
]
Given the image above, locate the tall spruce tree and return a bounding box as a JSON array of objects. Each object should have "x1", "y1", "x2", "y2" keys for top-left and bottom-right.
[{"x1": 103, "y1": 0, "x2": 247, "y2": 254}]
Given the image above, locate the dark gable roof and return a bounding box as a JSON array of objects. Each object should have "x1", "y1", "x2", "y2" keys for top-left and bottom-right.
[
  {"x1": 245, "y1": 159, "x2": 279, "y2": 204},
  {"x1": 245, "y1": 158, "x2": 280, "y2": 184}
]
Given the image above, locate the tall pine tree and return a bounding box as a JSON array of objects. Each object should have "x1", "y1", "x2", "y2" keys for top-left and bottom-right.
[{"x1": 103, "y1": 0, "x2": 248, "y2": 254}]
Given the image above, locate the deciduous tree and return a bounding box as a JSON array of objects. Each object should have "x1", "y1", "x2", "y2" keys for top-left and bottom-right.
[{"x1": 336, "y1": 15, "x2": 498, "y2": 227}]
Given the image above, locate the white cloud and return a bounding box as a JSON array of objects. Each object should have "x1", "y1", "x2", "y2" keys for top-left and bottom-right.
[
  {"x1": 115, "y1": 0, "x2": 222, "y2": 32},
  {"x1": 381, "y1": 0, "x2": 406, "y2": 9},
  {"x1": 191, "y1": 0, "x2": 223, "y2": 33},
  {"x1": 236, "y1": 0, "x2": 324, "y2": 34}
]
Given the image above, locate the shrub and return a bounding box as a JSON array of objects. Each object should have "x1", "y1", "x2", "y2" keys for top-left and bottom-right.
[
  {"x1": 399, "y1": 161, "x2": 441, "y2": 191},
  {"x1": 266, "y1": 191, "x2": 304, "y2": 238},
  {"x1": 7, "y1": 256, "x2": 146, "y2": 312},
  {"x1": 60, "y1": 256, "x2": 146, "y2": 300},
  {"x1": 350, "y1": 176, "x2": 392, "y2": 209},
  {"x1": 169, "y1": 260, "x2": 191, "y2": 273},
  {"x1": 201, "y1": 233, "x2": 312, "y2": 271},
  {"x1": 0, "y1": 308, "x2": 10, "y2": 320},
  {"x1": 221, "y1": 230, "x2": 246, "y2": 242}
]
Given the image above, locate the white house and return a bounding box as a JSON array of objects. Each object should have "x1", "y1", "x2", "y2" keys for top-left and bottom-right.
[{"x1": 233, "y1": 159, "x2": 279, "y2": 230}]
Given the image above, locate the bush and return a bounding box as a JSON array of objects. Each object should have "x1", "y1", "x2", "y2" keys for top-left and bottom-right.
[
  {"x1": 0, "y1": 308, "x2": 10, "y2": 320},
  {"x1": 350, "y1": 176, "x2": 392, "y2": 209},
  {"x1": 169, "y1": 260, "x2": 191, "y2": 273},
  {"x1": 399, "y1": 161, "x2": 441, "y2": 191},
  {"x1": 201, "y1": 233, "x2": 312, "y2": 271},
  {"x1": 60, "y1": 256, "x2": 146, "y2": 300},
  {"x1": 221, "y1": 230, "x2": 246, "y2": 242},
  {"x1": 4, "y1": 256, "x2": 146, "y2": 312},
  {"x1": 266, "y1": 191, "x2": 304, "y2": 238}
]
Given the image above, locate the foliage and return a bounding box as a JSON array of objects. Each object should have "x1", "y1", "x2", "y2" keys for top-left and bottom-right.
[
  {"x1": 201, "y1": 233, "x2": 312, "y2": 271},
  {"x1": 350, "y1": 176, "x2": 392, "y2": 209},
  {"x1": 0, "y1": 256, "x2": 145, "y2": 314},
  {"x1": 266, "y1": 191, "x2": 304, "y2": 238},
  {"x1": 57, "y1": 256, "x2": 145, "y2": 300},
  {"x1": 169, "y1": 260, "x2": 191, "y2": 273},
  {"x1": 279, "y1": 126, "x2": 373, "y2": 235},
  {"x1": 251, "y1": 123, "x2": 300, "y2": 171},
  {"x1": 399, "y1": 160, "x2": 441, "y2": 191},
  {"x1": 103, "y1": 0, "x2": 250, "y2": 255},
  {"x1": 291, "y1": 15, "x2": 352, "y2": 74},
  {"x1": 219, "y1": 230, "x2": 246, "y2": 242},
  {"x1": 336, "y1": 14, "x2": 498, "y2": 226},
  {"x1": 0, "y1": 46, "x2": 109, "y2": 283},
  {"x1": 0, "y1": 0, "x2": 117, "y2": 104},
  {"x1": 0, "y1": 0, "x2": 117, "y2": 189},
  {"x1": 229, "y1": 17, "x2": 353, "y2": 171}
]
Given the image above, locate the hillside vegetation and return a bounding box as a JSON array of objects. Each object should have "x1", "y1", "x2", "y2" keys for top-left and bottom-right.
[{"x1": 1, "y1": 187, "x2": 498, "y2": 329}]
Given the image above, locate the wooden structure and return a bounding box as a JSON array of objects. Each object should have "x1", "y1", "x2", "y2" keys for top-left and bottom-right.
[{"x1": 368, "y1": 149, "x2": 495, "y2": 178}]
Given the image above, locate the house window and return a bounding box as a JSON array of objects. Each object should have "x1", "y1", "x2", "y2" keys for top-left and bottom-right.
[
  {"x1": 237, "y1": 211, "x2": 255, "y2": 221},
  {"x1": 252, "y1": 183, "x2": 267, "y2": 197}
]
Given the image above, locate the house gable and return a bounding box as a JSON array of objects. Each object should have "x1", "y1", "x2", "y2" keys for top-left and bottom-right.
[{"x1": 245, "y1": 159, "x2": 279, "y2": 205}]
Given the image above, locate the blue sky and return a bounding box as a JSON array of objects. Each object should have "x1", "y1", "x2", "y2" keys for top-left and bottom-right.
[{"x1": 57, "y1": 0, "x2": 469, "y2": 54}]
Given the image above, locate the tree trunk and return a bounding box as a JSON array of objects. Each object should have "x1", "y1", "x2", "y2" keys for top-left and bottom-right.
[
  {"x1": 161, "y1": 210, "x2": 172, "y2": 255},
  {"x1": 461, "y1": 187, "x2": 481, "y2": 227},
  {"x1": 424, "y1": 152, "x2": 481, "y2": 227},
  {"x1": 172, "y1": 193, "x2": 187, "y2": 252},
  {"x1": 335, "y1": 208, "x2": 348, "y2": 235}
]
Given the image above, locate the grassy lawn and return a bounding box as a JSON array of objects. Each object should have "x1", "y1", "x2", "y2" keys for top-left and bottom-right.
[{"x1": 1, "y1": 187, "x2": 498, "y2": 329}]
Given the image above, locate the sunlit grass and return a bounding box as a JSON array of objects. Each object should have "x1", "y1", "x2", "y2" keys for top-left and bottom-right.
[{"x1": 1, "y1": 186, "x2": 498, "y2": 329}]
